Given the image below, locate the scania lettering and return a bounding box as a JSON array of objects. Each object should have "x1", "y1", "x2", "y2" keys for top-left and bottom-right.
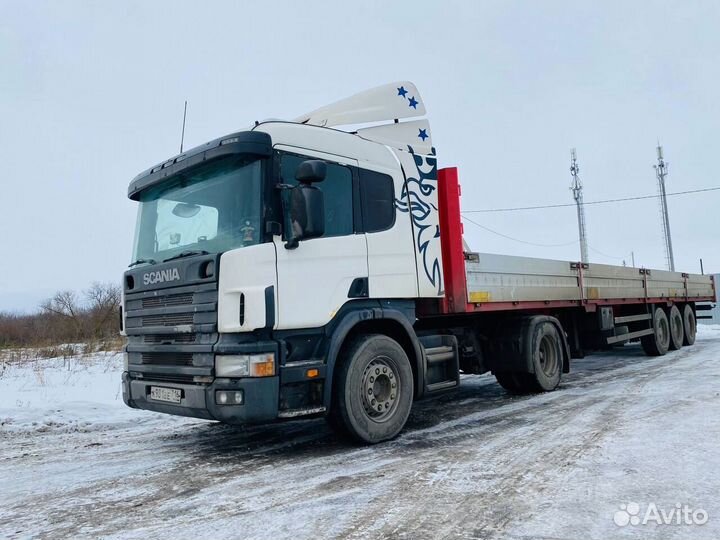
[
  {"x1": 143, "y1": 268, "x2": 181, "y2": 286},
  {"x1": 120, "y1": 82, "x2": 716, "y2": 443}
]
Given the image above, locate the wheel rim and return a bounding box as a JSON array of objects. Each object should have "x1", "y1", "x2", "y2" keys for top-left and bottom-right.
[
  {"x1": 538, "y1": 335, "x2": 559, "y2": 378},
  {"x1": 361, "y1": 356, "x2": 400, "y2": 422}
]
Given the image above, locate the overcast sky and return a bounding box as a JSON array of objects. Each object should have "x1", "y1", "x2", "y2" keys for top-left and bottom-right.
[{"x1": 2, "y1": 1, "x2": 719, "y2": 312}]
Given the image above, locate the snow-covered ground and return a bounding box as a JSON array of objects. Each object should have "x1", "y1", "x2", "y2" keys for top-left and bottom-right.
[{"x1": 2, "y1": 327, "x2": 720, "y2": 540}]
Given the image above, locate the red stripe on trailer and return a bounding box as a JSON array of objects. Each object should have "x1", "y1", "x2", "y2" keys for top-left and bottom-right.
[{"x1": 437, "y1": 167, "x2": 467, "y2": 313}]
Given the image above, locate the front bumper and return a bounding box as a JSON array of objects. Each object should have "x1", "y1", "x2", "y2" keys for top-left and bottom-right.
[{"x1": 122, "y1": 371, "x2": 279, "y2": 424}]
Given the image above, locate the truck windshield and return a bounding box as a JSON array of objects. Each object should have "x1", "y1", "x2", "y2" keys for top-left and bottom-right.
[{"x1": 131, "y1": 156, "x2": 263, "y2": 264}]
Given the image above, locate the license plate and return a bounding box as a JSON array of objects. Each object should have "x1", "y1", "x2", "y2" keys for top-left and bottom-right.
[{"x1": 149, "y1": 386, "x2": 182, "y2": 404}]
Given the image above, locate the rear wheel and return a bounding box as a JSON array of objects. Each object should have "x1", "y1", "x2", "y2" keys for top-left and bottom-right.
[
  {"x1": 330, "y1": 334, "x2": 414, "y2": 444},
  {"x1": 494, "y1": 371, "x2": 531, "y2": 394},
  {"x1": 641, "y1": 306, "x2": 670, "y2": 356},
  {"x1": 494, "y1": 320, "x2": 562, "y2": 394},
  {"x1": 667, "y1": 304, "x2": 684, "y2": 350},
  {"x1": 529, "y1": 323, "x2": 563, "y2": 391},
  {"x1": 682, "y1": 304, "x2": 697, "y2": 346}
]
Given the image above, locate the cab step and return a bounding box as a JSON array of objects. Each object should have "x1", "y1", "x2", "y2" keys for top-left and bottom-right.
[{"x1": 419, "y1": 335, "x2": 460, "y2": 395}]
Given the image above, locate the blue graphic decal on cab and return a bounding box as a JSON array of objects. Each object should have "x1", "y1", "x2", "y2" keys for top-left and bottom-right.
[{"x1": 395, "y1": 146, "x2": 442, "y2": 294}]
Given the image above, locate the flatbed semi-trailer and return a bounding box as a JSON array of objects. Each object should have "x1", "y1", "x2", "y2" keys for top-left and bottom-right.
[{"x1": 121, "y1": 82, "x2": 715, "y2": 443}]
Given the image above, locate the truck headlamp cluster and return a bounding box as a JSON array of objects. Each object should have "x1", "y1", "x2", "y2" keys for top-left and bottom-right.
[{"x1": 215, "y1": 353, "x2": 276, "y2": 378}]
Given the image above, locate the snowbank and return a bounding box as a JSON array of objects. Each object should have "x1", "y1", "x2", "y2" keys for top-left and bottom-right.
[{"x1": 0, "y1": 351, "x2": 141, "y2": 434}]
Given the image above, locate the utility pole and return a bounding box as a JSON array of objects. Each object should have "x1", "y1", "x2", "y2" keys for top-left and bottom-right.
[
  {"x1": 653, "y1": 143, "x2": 675, "y2": 271},
  {"x1": 570, "y1": 148, "x2": 589, "y2": 264}
]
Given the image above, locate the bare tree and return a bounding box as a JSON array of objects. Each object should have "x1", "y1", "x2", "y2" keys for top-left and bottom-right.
[
  {"x1": 2, "y1": 283, "x2": 123, "y2": 349},
  {"x1": 41, "y1": 290, "x2": 84, "y2": 340},
  {"x1": 84, "y1": 282, "x2": 121, "y2": 339}
]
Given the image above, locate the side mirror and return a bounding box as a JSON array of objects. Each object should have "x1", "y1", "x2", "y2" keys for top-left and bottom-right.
[
  {"x1": 285, "y1": 184, "x2": 324, "y2": 249},
  {"x1": 295, "y1": 160, "x2": 327, "y2": 183}
]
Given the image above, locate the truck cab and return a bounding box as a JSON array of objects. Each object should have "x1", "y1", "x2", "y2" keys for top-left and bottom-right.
[{"x1": 122, "y1": 82, "x2": 451, "y2": 441}]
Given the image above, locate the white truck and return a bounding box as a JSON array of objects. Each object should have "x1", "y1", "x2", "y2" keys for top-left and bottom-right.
[{"x1": 121, "y1": 82, "x2": 716, "y2": 443}]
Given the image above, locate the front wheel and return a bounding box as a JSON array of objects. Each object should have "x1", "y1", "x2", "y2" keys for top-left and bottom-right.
[{"x1": 330, "y1": 334, "x2": 414, "y2": 443}]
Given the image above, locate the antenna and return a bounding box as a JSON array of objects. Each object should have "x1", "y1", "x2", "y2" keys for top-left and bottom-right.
[
  {"x1": 570, "y1": 148, "x2": 589, "y2": 263},
  {"x1": 180, "y1": 100, "x2": 188, "y2": 153},
  {"x1": 653, "y1": 142, "x2": 675, "y2": 271}
]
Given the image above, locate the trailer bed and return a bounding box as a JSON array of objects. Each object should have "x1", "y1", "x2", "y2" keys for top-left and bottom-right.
[{"x1": 464, "y1": 252, "x2": 715, "y2": 311}]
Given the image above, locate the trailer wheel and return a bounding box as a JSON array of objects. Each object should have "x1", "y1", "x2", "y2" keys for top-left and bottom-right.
[
  {"x1": 641, "y1": 306, "x2": 670, "y2": 356},
  {"x1": 667, "y1": 305, "x2": 684, "y2": 350},
  {"x1": 527, "y1": 322, "x2": 563, "y2": 392},
  {"x1": 682, "y1": 304, "x2": 697, "y2": 346},
  {"x1": 330, "y1": 334, "x2": 414, "y2": 444}
]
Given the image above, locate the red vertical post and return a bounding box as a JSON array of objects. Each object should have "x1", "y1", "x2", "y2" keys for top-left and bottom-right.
[{"x1": 437, "y1": 167, "x2": 468, "y2": 313}]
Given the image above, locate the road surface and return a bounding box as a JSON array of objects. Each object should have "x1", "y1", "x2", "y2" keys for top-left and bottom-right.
[{"x1": 2, "y1": 327, "x2": 719, "y2": 539}]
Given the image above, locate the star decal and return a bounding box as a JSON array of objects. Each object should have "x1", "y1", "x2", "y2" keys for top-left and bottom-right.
[
  {"x1": 418, "y1": 128, "x2": 428, "y2": 141},
  {"x1": 397, "y1": 86, "x2": 408, "y2": 98},
  {"x1": 408, "y1": 96, "x2": 419, "y2": 109}
]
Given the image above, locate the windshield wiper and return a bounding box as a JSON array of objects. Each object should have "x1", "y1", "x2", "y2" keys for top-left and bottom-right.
[
  {"x1": 128, "y1": 258, "x2": 157, "y2": 268},
  {"x1": 163, "y1": 250, "x2": 209, "y2": 263}
]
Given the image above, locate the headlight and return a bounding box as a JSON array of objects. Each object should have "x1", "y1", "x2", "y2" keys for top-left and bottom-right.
[
  {"x1": 215, "y1": 353, "x2": 275, "y2": 378},
  {"x1": 123, "y1": 352, "x2": 129, "y2": 372}
]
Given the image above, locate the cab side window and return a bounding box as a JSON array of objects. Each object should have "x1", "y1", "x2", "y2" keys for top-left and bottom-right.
[
  {"x1": 359, "y1": 169, "x2": 395, "y2": 233},
  {"x1": 279, "y1": 153, "x2": 353, "y2": 237}
]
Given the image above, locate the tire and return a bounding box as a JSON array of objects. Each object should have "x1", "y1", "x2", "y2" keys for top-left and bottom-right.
[
  {"x1": 495, "y1": 321, "x2": 562, "y2": 394},
  {"x1": 330, "y1": 334, "x2": 414, "y2": 444},
  {"x1": 494, "y1": 371, "x2": 531, "y2": 394},
  {"x1": 667, "y1": 305, "x2": 684, "y2": 351},
  {"x1": 682, "y1": 304, "x2": 697, "y2": 346},
  {"x1": 527, "y1": 322, "x2": 563, "y2": 392},
  {"x1": 641, "y1": 306, "x2": 670, "y2": 356}
]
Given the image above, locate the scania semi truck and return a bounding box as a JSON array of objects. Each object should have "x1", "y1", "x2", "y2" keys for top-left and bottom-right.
[{"x1": 121, "y1": 82, "x2": 716, "y2": 443}]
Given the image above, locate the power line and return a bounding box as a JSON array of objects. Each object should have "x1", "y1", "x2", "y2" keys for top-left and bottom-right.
[
  {"x1": 463, "y1": 215, "x2": 634, "y2": 260},
  {"x1": 462, "y1": 186, "x2": 720, "y2": 214},
  {"x1": 587, "y1": 245, "x2": 629, "y2": 261},
  {"x1": 462, "y1": 215, "x2": 579, "y2": 247}
]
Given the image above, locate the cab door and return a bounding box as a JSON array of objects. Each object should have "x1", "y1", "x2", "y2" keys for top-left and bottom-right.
[{"x1": 273, "y1": 146, "x2": 368, "y2": 330}]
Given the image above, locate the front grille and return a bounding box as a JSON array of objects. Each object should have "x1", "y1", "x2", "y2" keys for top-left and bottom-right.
[
  {"x1": 142, "y1": 293, "x2": 194, "y2": 309},
  {"x1": 141, "y1": 352, "x2": 194, "y2": 366},
  {"x1": 142, "y1": 373, "x2": 197, "y2": 384},
  {"x1": 142, "y1": 313, "x2": 194, "y2": 327},
  {"x1": 125, "y1": 282, "x2": 217, "y2": 386},
  {"x1": 144, "y1": 334, "x2": 197, "y2": 344}
]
